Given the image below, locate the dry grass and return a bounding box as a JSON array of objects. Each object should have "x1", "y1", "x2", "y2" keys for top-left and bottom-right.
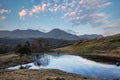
[
  {"x1": 0, "y1": 53, "x2": 32, "y2": 69},
  {"x1": 0, "y1": 54, "x2": 18, "y2": 62},
  {"x1": 55, "y1": 34, "x2": 120, "y2": 55},
  {"x1": 0, "y1": 69, "x2": 95, "y2": 80}
]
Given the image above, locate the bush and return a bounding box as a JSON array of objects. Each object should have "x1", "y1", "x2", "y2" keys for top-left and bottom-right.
[{"x1": 15, "y1": 41, "x2": 31, "y2": 57}]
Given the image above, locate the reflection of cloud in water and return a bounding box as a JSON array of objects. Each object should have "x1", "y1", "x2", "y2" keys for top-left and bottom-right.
[
  {"x1": 7, "y1": 54, "x2": 120, "y2": 79},
  {"x1": 40, "y1": 55, "x2": 120, "y2": 79}
]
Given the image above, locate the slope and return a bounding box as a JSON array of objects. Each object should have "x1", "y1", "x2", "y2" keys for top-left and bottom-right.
[{"x1": 55, "y1": 34, "x2": 120, "y2": 54}]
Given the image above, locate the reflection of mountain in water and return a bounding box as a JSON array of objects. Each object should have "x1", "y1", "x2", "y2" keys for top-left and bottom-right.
[
  {"x1": 33, "y1": 54, "x2": 50, "y2": 67},
  {"x1": 51, "y1": 53, "x2": 64, "y2": 58}
]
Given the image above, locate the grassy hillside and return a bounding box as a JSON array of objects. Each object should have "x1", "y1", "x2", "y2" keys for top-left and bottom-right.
[{"x1": 55, "y1": 34, "x2": 120, "y2": 54}]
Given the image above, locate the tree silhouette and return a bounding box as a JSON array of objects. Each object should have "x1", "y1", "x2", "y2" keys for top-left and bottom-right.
[
  {"x1": 15, "y1": 41, "x2": 31, "y2": 69},
  {"x1": 15, "y1": 41, "x2": 31, "y2": 57}
]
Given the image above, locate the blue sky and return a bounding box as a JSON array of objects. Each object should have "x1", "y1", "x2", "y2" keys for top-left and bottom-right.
[{"x1": 0, "y1": 0, "x2": 120, "y2": 36}]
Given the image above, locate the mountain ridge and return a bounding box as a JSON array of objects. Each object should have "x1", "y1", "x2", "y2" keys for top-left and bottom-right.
[{"x1": 0, "y1": 28, "x2": 103, "y2": 40}]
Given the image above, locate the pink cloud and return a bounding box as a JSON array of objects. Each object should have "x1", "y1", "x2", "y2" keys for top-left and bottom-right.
[
  {"x1": 19, "y1": 9, "x2": 27, "y2": 17},
  {"x1": 32, "y1": 6, "x2": 41, "y2": 13},
  {"x1": 61, "y1": 6, "x2": 66, "y2": 11},
  {"x1": 30, "y1": 3, "x2": 47, "y2": 16},
  {"x1": 41, "y1": 3, "x2": 47, "y2": 11},
  {"x1": 31, "y1": 3, "x2": 47, "y2": 13},
  {"x1": 69, "y1": 11, "x2": 76, "y2": 16}
]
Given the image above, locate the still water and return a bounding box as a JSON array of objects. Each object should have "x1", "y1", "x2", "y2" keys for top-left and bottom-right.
[{"x1": 8, "y1": 53, "x2": 120, "y2": 80}]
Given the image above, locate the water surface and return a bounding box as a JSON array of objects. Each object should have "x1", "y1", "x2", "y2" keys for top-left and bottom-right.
[{"x1": 8, "y1": 53, "x2": 120, "y2": 80}]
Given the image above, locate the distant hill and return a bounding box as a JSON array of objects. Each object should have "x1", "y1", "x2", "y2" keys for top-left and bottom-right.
[
  {"x1": 0, "y1": 29, "x2": 103, "y2": 40},
  {"x1": 55, "y1": 34, "x2": 120, "y2": 54},
  {"x1": 79, "y1": 34, "x2": 103, "y2": 40}
]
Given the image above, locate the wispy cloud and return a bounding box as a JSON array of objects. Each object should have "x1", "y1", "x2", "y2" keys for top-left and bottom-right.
[
  {"x1": 19, "y1": 0, "x2": 112, "y2": 27},
  {"x1": 103, "y1": 19, "x2": 120, "y2": 35},
  {"x1": 62, "y1": 0, "x2": 111, "y2": 26},
  {"x1": 31, "y1": 6, "x2": 41, "y2": 13},
  {"x1": 29, "y1": 3, "x2": 47, "y2": 16},
  {"x1": 0, "y1": 9, "x2": 10, "y2": 21},
  {"x1": 0, "y1": 9, "x2": 10, "y2": 14},
  {"x1": 0, "y1": 16, "x2": 6, "y2": 20},
  {"x1": 66, "y1": 29, "x2": 79, "y2": 35}
]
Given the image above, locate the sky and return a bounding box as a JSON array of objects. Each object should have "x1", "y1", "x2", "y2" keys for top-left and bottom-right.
[{"x1": 0, "y1": 0, "x2": 120, "y2": 36}]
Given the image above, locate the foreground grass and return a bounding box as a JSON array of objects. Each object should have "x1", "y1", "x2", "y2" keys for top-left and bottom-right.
[{"x1": 0, "y1": 69, "x2": 95, "y2": 80}]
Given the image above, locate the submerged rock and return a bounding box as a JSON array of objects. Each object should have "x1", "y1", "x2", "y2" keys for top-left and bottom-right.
[
  {"x1": 19, "y1": 66, "x2": 25, "y2": 69},
  {"x1": 19, "y1": 65, "x2": 31, "y2": 69}
]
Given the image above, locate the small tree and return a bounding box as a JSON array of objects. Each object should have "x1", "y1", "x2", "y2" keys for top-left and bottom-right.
[{"x1": 15, "y1": 41, "x2": 31, "y2": 57}]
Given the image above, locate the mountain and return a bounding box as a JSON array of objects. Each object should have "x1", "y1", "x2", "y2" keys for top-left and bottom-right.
[
  {"x1": 79, "y1": 34, "x2": 103, "y2": 40},
  {"x1": 55, "y1": 34, "x2": 120, "y2": 54},
  {"x1": 0, "y1": 29, "x2": 45, "y2": 38},
  {"x1": 0, "y1": 28, "x2": 103, "y2": 40},
  {"x1": 45, "y1": 29, "x2": 79, "y2": 40}
]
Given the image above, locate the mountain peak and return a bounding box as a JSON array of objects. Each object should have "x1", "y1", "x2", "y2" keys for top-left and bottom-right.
[{"x1": 49, "y1": 28, "x2": 65, "y2": 33}]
